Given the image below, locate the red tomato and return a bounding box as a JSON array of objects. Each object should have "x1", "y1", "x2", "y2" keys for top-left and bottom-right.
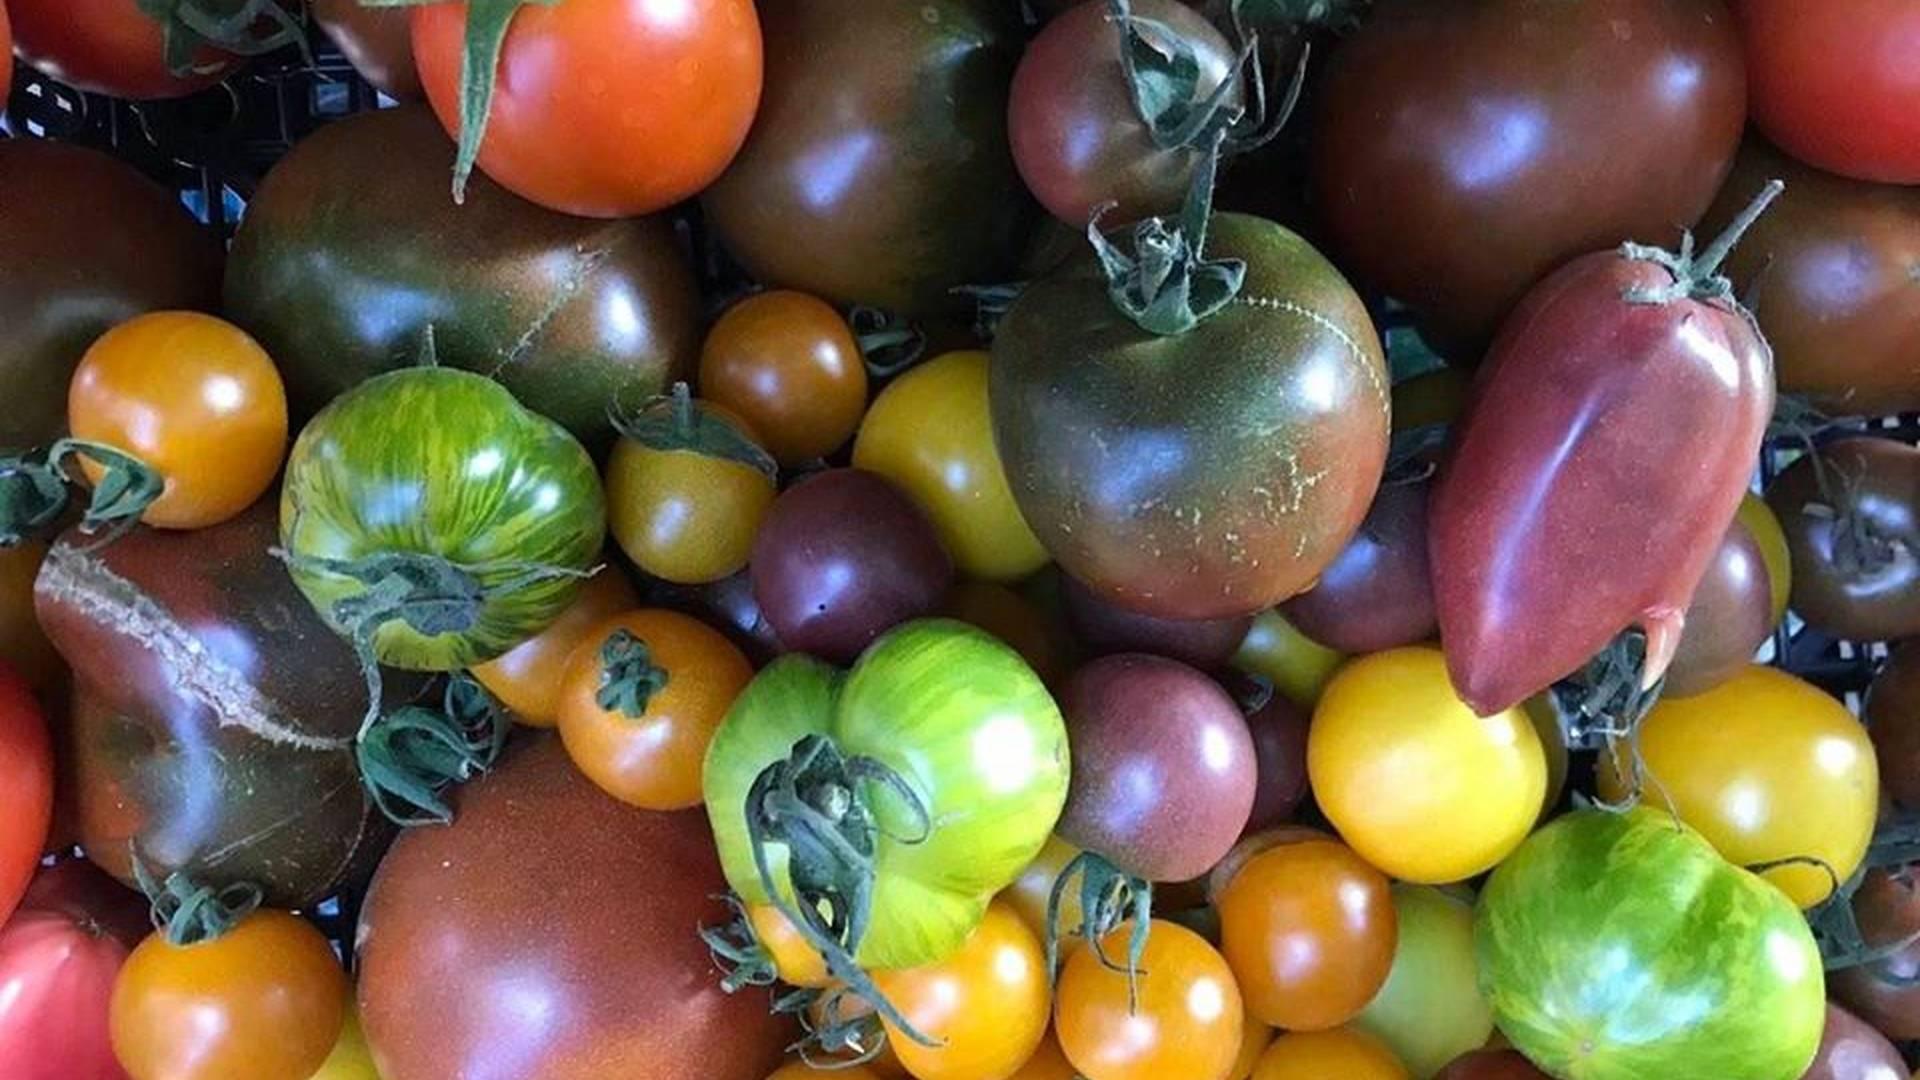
[
  {"x1": 411, "y1": 0, "x2": 763, "y2": 217},
  {"x1": 7, "y1": 0, "x2": 243, "y2": 100},
  {"x1": 0, "y1": 666, "x2": 51, "y2": 926},
  {"x1": 1736, "y1": 1, "x2": 1920, "y2": 184},
  {"x1": 0, "y1": 861, "x2": 148, "y2": 1080}
]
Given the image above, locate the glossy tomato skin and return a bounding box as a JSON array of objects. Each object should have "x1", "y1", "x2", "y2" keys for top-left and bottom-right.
[
  {"x1": 412, "y1": 0, "x2": 761, "y2": 217},
  {"x1": 1063, "y1": 574, "x2": 1252, "y2": 671},
  {"x1": 1056, "y1": 919, "x2": 1243, "y2": 1080},
  {"x1": 1431, "y1": 248, "x2": 1773, "y2": 716},
  {"x1": 1005, "y1": 835, "x2": 1087, "y2": 949},
  {"x1": 1738, "y1": 492, "x2": 1793, "y2": 625},
  {"x1": 280, "y1": 367, "x2": 606, "y2": 671},
  {"x1": 1736, "y1": 1, "x2": 1920, "y2": 184},
  {"x1": 1232, "y1": 609, "x2": 1346, "y2": 709},
  {"x1": 944, "y1": 581, "x2": 1068, "y2": 687},
  {"x1": 1009, "y1": 0, "x2": 1239, "y2": 227},
  {"x1": 1798, "y1": 1003, "x2": 1907, "y2": 1080},
  {"x1": 1434, "y1": 1050, "x2": 1550, "y2": 1080},
  {"x1": 1700, "y1": 140, "x2": 1920, "y2": 415},
  {"x1": 1769, "y1": 438, "x2": 1920, "y2": 643},
  {"x1": 993, "y1": 213, "x2": 1389, "y2": 620},
  {"x1": 1253, "y1": 1028, "x2": 1408, "y2": 1080},
  {"x1": 750, "y1": 469, "x2": 953, "y2": 665},
  {"x1": 872, "y1": 901, "x2": 1051, "y2": 1080},
  {"x1": 1009, "y1": 1034, "x2": 1077, "y2": 1080},
  {"x1": 1311, "y1": 0, "x2": 1746, "y2": 349},
  {"x1": 34, "y1": 503, "x2": 392, "y2": 907},
  {"x1": 1663, "y1": 516, "x2": 1772, "y2": 698},
  {"x1": 1477, "y1": 809, "x2": 1824, "y2": 1080},
  {"x1": 1237, "y1": 679, "x2": 1309, "y2": 831},
  {"x1": 0, "y1": 140, "x2": 221, "y2": 452},
  {"x1": 311, "y1": 0, "x2": 421, "y2": 99},
  {"x1": 1, "y1": 4, "x2": 12, "y2": 93},
  {"x1": 1280, "y1": 478, "x2": 1436, "y2": 654},
  {"x1": 0, "y1": 861, "x2": 145, "y2": 1080},
  {"x1": 359, "y1": 735, "x2": 791, "y2": 1080},
  {"x1": 1832, "y1": 869, "x2": 1920, "y2": 1040},
  {"x1": 471, "y1": 567, "x2": 639, "y2": 728},
  {"x1": 0, "y1": 666, "x2": 50, "y2": 927},
  {"x1": 703, "y1": 0, "x2": 1030, "y2": 317},
  {"x1": 226, "y1": 107, "x2": 700, "y2": 448},
  {"x1": 605, "y1": 411, "x2": 776, "y2": 585},
  {"x1": 8, "y1": 0, "x2": 239, "y2": 99},
  {"x1": 1353, "y1": 886, "x2": 1494, "y2": 1078},
  {"x1": 1870, "y1": 642, "x2": 1920, "y2": 809},
  {"x1": 699, "y1": 291, "x2": 867, "y2": 467},
  {"x1": 111, "y1": 911, "x2": 347, "y2": 1080}
]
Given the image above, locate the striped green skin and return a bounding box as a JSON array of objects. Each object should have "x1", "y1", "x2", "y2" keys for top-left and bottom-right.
[
  {"x1": 704, "y1": 618, "x2": 1071, "y2": 970},
  {"x1": 1476, "y1": 809, "x2": 1823, "y2": 1080},
  {"x1": 279, "y1": 367, "x2": 606, "y2": 670}
]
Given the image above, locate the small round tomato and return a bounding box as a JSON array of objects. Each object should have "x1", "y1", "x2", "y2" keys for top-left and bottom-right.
[
  {"x1": 1309, "y1": 647, "x2": 1546, "y2": 884},
  {"x1": 68, "y1": 311, "x2": 287, "y2": 530},
  {"x1": 1254, "y1": 1027, "x2": 1410, "y2": 1080},
  {"x1": 745, "y1": 902, "x2": 831, "y2": 990},
  {"x1": 872, "y1": 900, "x2": 1050, "y2": 1080},
  {"x1": 1003, "y1": 835, "x2": 1087, "y2": 951},
  {"x1": 805, "y1": 991, "x2": 910, "y2": 1078},
  {"x1": 471, "y1": 568, "x2": 640, "y2": 728},
  {"x1": 700, "y1": 291, "x2": 868, "y2": 466},
  {"x1": 1056, "y1": 919, "x2": 1243, "y2": 1080},
  {"x1": 606, "y1": 389, "x2": 777, "y2": 585},
  {"x1": 1232, "y1": 610, "x2": 1346, "y2": 708},
  {"x1": 1216, "y1": 838, "x2": 1396, "y2": 1032},
  {"x1": 1009, "y1": 1033, "x2": 1077, "y2": 1080},
  {"x1": 1736, "y1": 492, "x2": 1792, "y2": 626},
  {"x1": 1598, "y1": 665, "x2": 1877, "y2": 908},
  {"x1": 854, "y1": 351, "x2": 1047, "y2": 583},
  {"x1": 110, "y1": 910, "x2": 347, "y2": 1080},
  {"x1": 309, "y1": 1002, "x2": 378, "y2": 1080},
  {"x1": 0, "y1": 544, "x2": 61, "y2": 691},
  {"x1": 557, "y1": 608, "x2": 753, "y2": 810},
  {"x1": 768, "y1": 1063, "x2": 883, "y2": 1080}
]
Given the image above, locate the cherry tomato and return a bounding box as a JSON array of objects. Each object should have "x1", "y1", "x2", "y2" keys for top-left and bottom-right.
[
  {"x1": 471, "y1": 568, "x2": 640, "y2": 728},
  {"x1": 1231, "y1": 1013, "x2": 1277, "y2": 1080},
  {"x1": 0, "y1": 544, "x2": 62, "y2": 691},
  {"x1": 1253, "y1": 1027, "x2": 1410, "y2": 1080},
  {"x1": 411, "y1": 0, "x2": 763, "y2": 217},
  {"x1": 1736, "y1": 492, "x2": 1792, "y2": 627},
  {"x1": 1598, "y1": 665, "x2": 1877, "y2": 908},
  {"x1": 854, "y1": 351, "x2": 1048, "y2": 582},
  {"x1": 1009, "y1": 1033, "x2": 1077, "y2": 1080},
  {"x1": 1055, "y1": 919, "x2": 1243, "y2": 1080},
  {"x1": 1216, "y1": 838, "x2": 1397, "y2": 1032},
  {"x1": 1309, "y1": 647, "x2": 1546, "y2": 884},
  {"x1": 1232, "y1": 610, "x2": 1346, "y2": 708},
  {"x1": 869, "y1": 901, "x2": 1050, "y2": 1080},
  {"x1": 556, "y1": 608, "x2": 753, "y2": 810},
  {"x1": 309, "y1": 1002, "x2": 378, "y2": 1080},
  {"x1": 0, "y1": 666, "x2": 52, "y2": 925},
  {"x1": 745, "y1": 902, "x2": 831, "y2": 990},
  {"x1": 699, "y1": 291, "x2": 868, "y2": 466},
  {"x1": 1736, "y1": 1, "x2": 1920, "y2": 184},
  {"x1": 68, "y1": 312, "x2": 287, "y2": 531},
  {"x1": 1003, "y1": 835, "x2": 1087, "y2": 953},
  {"x1": 606, "y1": 393, "x2": 777, "y2": 585},
  {"x1": 110, "y1": 910, "x2": 347, "y2": 1080}
]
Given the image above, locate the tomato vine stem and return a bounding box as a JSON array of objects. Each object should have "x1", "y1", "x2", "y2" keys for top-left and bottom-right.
[{"x1": 1046, "y1": 849, "x2": 1154, "y2": 1011}]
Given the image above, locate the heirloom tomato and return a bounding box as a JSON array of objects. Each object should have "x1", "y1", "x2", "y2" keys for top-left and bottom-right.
[
  {"x1": 871, "y1": 901, "x2": 1051, "y2": 1080},
  {"x1": 1009, "y1": 1034, "x2": 1076, "y2": 1080},
  {"x1": 0, "y1": 860, "x2": 147, "y2": 1080},
  {"x1": 1354, "y1": 886, "x2": 1493, "y2": 1079},
  {"x1": 699, "y1": 291, "x2": 868, "y2": 467},
  {"x1": 1, "y1": 5, "x2": 10, "y2": 95},
  {"x1": 1831, "y1": 868, "x2": 1920, "y2": 1040},
  {"x1": 1055, "y1": 920, "x2": 1243, "y2": 1080},
  {"x1": 1063, "y1": 574, "x2": 1251, "y2": 670},
  {"x1": 1797, "y1": 1003, "x2": 1907, "y2": 1080},
  {"x1": 309, "y1": 1004, "x2": 380, "y2": 1080},
  {"x1": 1738, "y1": 494, "x2": 1793, "y2": 627},
  {"x1": 1736, "y1": 1, "x2": 1920, "y2": 184},
  {"x1": 1253, "y1": 1028, "x2": 1409, "y2": 1080},
  {"x1": 6, "y1": 0, "x2": 268, "y2": 100},
  {"x1": 606, "y1": 389, "x2": 776, "y2": 585},
  {"x1": 472, "y1": 568, "x2": 639, "y2": 728},
  {"x1": 1663, "y1": 516, "x2": 1772, "y2": 698},
  {"x1": 1870, "y1": 642, "x2": 1920, "y2": 810},
  {"x1": 1233, "y1": 609, "x2": 1346, "y2": 708},
  {"x1": 744, "y1": 903, "x2": 830, "y2": 990},
  {"x1": 311, "y1": 0, "x2": 420, "y2": 99},
  {"x1": 1281, "y1": 477, "x2": 1437, "y2": 655}
]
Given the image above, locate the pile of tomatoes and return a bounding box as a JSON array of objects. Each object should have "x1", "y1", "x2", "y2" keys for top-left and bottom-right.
[{"x1": 3, "y1": 1, "x2": 1920, "y2": 1080}]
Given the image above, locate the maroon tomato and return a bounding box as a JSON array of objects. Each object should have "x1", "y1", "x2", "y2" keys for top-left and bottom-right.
[
  {"x1": 1434, "y1": 1049, "x2": 1550, "y2": 1080},
  {"x1": 1831, "y1": 867, "x2": 1920, "y2": 1040},
  {"x1": 1767, "y1": 437, "x2": 1920, "y2": 644},
  {"x1": 1063, "y1": 573, "x2": 1252, "y2": 671},
  {"x1": 1799, "y1": 1002, "x2": 1907, "y2": 1080},
  {"x1": 0, "y1": 666, "x2": 51, "y2": 926},
  {"x1": 1, "y1": 4, "x2": 12, "y2": 95},
  {"x1": 1280, "y1": 478, "x2": 1436, "y2": 654},
  {"x1": 0, "y1": 860, "x2": 147, "y2": 1080},
  {"x1": 7, "y1": 0, "x2": 260, "y2": 100},
  {"x1": 1233, "y1": 675, "x2": 1310, "y2": 832},
  {"x1": 1663, "y1": 516, "x2": 1772, "y2": 698},
  {"x1": 1736, "y1": 1, "x2": 1920, "y2": 184}
]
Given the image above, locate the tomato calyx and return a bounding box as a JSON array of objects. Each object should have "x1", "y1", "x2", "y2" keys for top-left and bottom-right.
[
  {"x1": 1620, "y1": 179, "x2": 1785, "y2": 309},
  {"x1": 847, "y1": 307, "x2": 927, "y2": 379},
  {"x1": 1799, "y1": 445, "x2": 1904, "y2": 579},
  {"x1": 357, "y1": 673, "x2": 511, "y2": 826},
  {"x1": 700, "y1": 895, "x2": 788, "y2": 994},
  {"x1": 1087, "y1": 126, "x2": 1244, "y2": 335},
  {"x1": 1046, "y1": 850, "x2": 1154, "y2": 1007},
  {"x1": 595, "y1": 629, "x2": 670, "y2": 718},
  {"x1": 613, "y1": 383, "x2": 777, "y2": 482},
  {"x1": 1568, "y1": 631, "x2": 1666, "y2": 810},
  {"x1": 130, "y1": 856, "x2": 263, "y2": 947},
  {"x1": 0, "y1": 439, "x2": 165, "y2": 549},
  {"x1": 135, "y1": 0, "x2": 308, "y2": 74}
]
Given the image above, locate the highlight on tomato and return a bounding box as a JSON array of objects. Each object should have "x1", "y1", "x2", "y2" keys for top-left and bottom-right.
[{"x1": 866, "y1": 900, "x2": 1051, "y2": 1080}]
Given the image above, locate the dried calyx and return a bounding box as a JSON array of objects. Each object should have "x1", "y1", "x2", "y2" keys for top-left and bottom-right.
[
  {"x1": 1621, "y1": 179, "x2": 1786, "y2": 307},
  {"x1": 612, "y1": 383, "x2": 777, "y2": 481}
]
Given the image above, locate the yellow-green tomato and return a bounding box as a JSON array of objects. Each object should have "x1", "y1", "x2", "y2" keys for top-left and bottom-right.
[
  {"x1": 309, "y1": 1002, "x2": 380, "y2": 1080},
  {"x1": 1353, "y1": 886, "x2": 1491, "y2": 1079},
  {"x1": 1234, "y1": 609, "x2": 1347, "y2": 708},
  {"x1": 605, "y1": 395, "x2": 776, "y2": 585},
  {"x1": 852, "y1": 350, "x2": 1047, "y2": 582}
]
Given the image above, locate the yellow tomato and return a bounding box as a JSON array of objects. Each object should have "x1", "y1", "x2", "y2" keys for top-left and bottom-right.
[
  {"x1": 605, "y1": 394, "x2": 776, "y2": 585},
  {"x1": 1598, "y1": 665, "x2": 1876, "y2": 907},
  {"x1": 1008, "y1": 1033, "x2": 1078, "y2": 1080},
  {"x1": 1230, "y1": 1013, "x2": 1276, "y2": 1080},
  {"x1": 1736, "y1": 492, "x2": 1792, "y2": 626},
  {"x1": 872, "y1": 901, "x2": 1051, "y2": 1080},
  {"x1": 1309, "y1": 647, "x2": 1545, "y2": 883},
  {"x1": 308, "y1": 1002, "x2": 379, "y2": 1080},
  {"x1": 1233, "y1": 609, "x2": 1346, "y2": 708},
  {"x1": 767, "y1": 1062, "x2": 883, "y2": 1080},
  {"x1": 1253, "y1": 1027, "x2": 1409, "y2": 1080},
  {"x1": 852, "y1": 351, "x2": 1047, "y2": 582},
  {"x1": 746, "y1": 903, "x2": 831, "y2": 990}
]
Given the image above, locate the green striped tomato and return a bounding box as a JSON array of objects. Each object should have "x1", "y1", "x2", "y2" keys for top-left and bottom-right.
[
  {"x1": 703, "y1": 618, "x2": 1069, "y2": 971},
  {"x1": 279, "y1": 367, "x2": 606, "y2": 671},
  {"x1": 1476, "y1": 809, "x2": 1823, "y2": 1080}
]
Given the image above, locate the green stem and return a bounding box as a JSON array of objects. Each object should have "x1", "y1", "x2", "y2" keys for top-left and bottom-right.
[
  {"x1": 49, "y1": 439, "x2": 165, "y2": 545},
  {"x1": 1045, "y1": 850, "x2": 1154, "y2": 1012},
  {"x1": 138, "y1": 0, "x2": 311, "y2": 74},
  {"x1": 130, "y1": 851, "x2": 263, "y2": 947},
  {"x1": 355, "y1": 673, "x2": 510, "y2": 826},
  {"x1": 0, "y1": 451, "x2": 74, "y2": 549},
  {"x1": 596, "y1": 629, "x2": 670, "y2": 718},
  {"x1": 611, "y1": 383, "x2": 777, "y2": 480},
  {"x1": 1622, "y1": 180, "x2": 1785, "y2": 306},
  {"x1": 1087, "y1": 125, "x2": 1245, "y2": 336},
  {"x1": 699, "y1": 895, "x2": 783, "y2": 994}
]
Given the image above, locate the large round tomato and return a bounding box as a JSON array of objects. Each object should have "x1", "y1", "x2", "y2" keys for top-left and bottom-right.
[
  {"x1": 1253, "y1": 1028, "x2": 1409, "y2": 1080},
  {"x1": 0, "y1": 665, "x2": 51, "y2": 926},
  {"x1": 279, "y1": 367, "x2": 605, "y2": 672},
  {"x1": 411, "y1": 0, "x2": 762, "y2": 217},
  {"x1": 7, "y1": 0, "x2": 244, "y2": 99},
  {"x1": 605, "y1": 392, "x2": 776, "y2": 586},
  {"x1": 699, "y1": 291, "x2": 868, "y2": 468},
  {"x1": 871, "y1": 901, "x2": 1050, "y2": 1080},
  {"x1": 854, "y1": 351, "x2": 1047, "y2": 583},
  {"x1": 1056, "y1": 919, "x2": 1243, "y2": 1080},
  {"x1": 0, "y1": 860, "x2": 147, "y2": 1080},
  {"x1": 1598, "y1": 665, "x2": 1876, "y2": 908},
  {"x1": 1310, "y1": 647, "x2": 1545, "y2": 884},
  {"x1": 1354, "y1": 886, "x2": 1493, "y2": 1079},
  {"x1": 472, "y1": 568, "x2": 639, "y2": 729},
  {"x1": 705, "y1": 619, "x2": 1068, "y2": 971},
  {"x1": 111, "y1": 910, "x2": 348, "y2": 1080},
  {"x1": 1736, "y1": 1, "x2": 1920, "y2": 184}
]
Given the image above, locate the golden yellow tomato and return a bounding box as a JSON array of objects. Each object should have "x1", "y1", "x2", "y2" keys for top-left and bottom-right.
[
  {"x1": 1233, "y1": 609, "x2": 1346, "y2": 708},
  {"x1": 1002, "y1": 835, "x2": 1086, "y2": 955},
  {"x1": 1229, "y1": 1012, "x2": 1276, "y2": 1080},
  {"x1": 872, "y1": 901, "x2": 1051, "y2": 1080},
  {"x1": 308, "y1": 1001, "x2": 379, "y2": 1080},
  {"x1": 1008, "y1": 1033, "x2": 1078, "y2": 1080},
  {"x1": 1253, "y1": 1027, "x2": 1409, "y2": 1080},
  {"x1": 746, "y1": 903, "x2": 831, "y2": 990}
]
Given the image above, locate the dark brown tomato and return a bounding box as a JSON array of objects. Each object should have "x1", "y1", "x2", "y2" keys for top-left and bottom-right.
[
  {"x1": 1799, "y1": 1003, "x2": 1907, "y2": 1080},
  {"x1": 750, "y1": 469, "x2": 954, "y2": 665},
  {"x1": 646, "y1": 570, "x2": 784, "y2": 668},
  {"x1": 1832, "y1": 867, "x2": 1920, "y2": 1041},
  {"x1": 311, "y1": 0, "x2": 422, "y2": 99},
  {"x1": 1700, "y1": 139, "x2": 1920, "y2": 416},
  {"x1": 1434, "y1": 1049, "x2": 1551, "y2": 1079},
  {"x1": 701, "y1": 0, "x2": 1030, "y2": 318},
  {"x1": 1870, "y1": 642, "x2": 1920, "y2": 810},
  {"x1": 1664, "y1": 516, "x2": 1773, "y2": 698},
  {"x1": 1767, "y1": 437, "x2": 1920, "y2": 644},
  {"x1": 1056, "y1": 654, "x2": 1257, "y2": 882},
  {"x1": 0, "y1": 139, "x2": 221, "y2": 451},
  {"x1": 991, "y1": 212, "x2": 1389, "y2": 620},
  {"x1": 1280, "y1": 477, "x2": 1436, "y2": 654},
  {"x1": 357, "y1": 733, "x2": 792, "y2": 1080},
  {"x1": 224, "y1": 106, "x2": 699, "y2": 449},
  {"x1": 1063, "y1": 572, "x2": 1252, "y2": 670},
  {"x1": 32, "y1": 502, "x2": 390, "y2": 907},
  {"x1": 1009, "y1": 0, "x2": 1240, "y2": 227},
  {"x1": 1310, "y1": 0, "x2": 1747, "y2": 350},
  {"x1": 1228, "y1": 674, "x2": 1310, "y2": 832}
]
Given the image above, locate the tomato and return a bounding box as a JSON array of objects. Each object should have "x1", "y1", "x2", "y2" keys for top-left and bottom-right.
[
  {"x1": 556, "y1": 609, "x2": 752, "y2": 810},
  {"x1": 1232, "y1": 610, "x2": 1346, "y2": 708},
  {"x1": 1736, "y1": 493, "x2": 1792, "y2": 627},
  {"x1": 225, "y1": 106, "x2": 699, "y2": 449},
  {"x1": 0, "y1": 666, "x2": 50, "y2": 926},
  {"x1": 1664, "y1": 515, "x2": 1772, "y2": 698},
  {"x1": 60, "y1": 312, "x2": 287, "y2": 531},
  {"x1": 1736, "y1": 1, "x2": 1920, "y2": 184},
  {"x1": 6, "y1": 0, "x2": 248, "y2": 100},
  {"x1": 1310, "y1": 647, "x2": 1545, "y2": 884},
  {"x1": 803, "y1": 992, "x2": 910, "y2": 1078},
  {"x1": 767, "y1": 1063, "x2": 882, "y2": 1080},
  {"x1": 1597, "y1": 665, "x2": 1877, "y2": 908},
  {"x1": 0, "y1": 544, "x2": 61, "y2": 690},
  {"x1": 606, "y1": 390, "x2": 776, "y2": 585},
  {"x1": 1056, "y1": 920, "x2": 1243, "y2": 1080},
  {"x1": 35, "y1": 503, "x2": 388, "y2": 907},
  {"x1": 944, "y1": 582, "x2": 1067, "y2": 688},
  {"x1": 472, "y1": 567, "x2": 639, "y2": 728},
  {"x1": 1229, "y1": 1014, "x2": 1276, "y2": 1080},
  {"x1": 1004, "y1": 836, "x2": 1088, "y2": 952},
  {"x1": 1831, "y1": 868, "x2": 1920, "y2": 1040},
  {"x1": 1871, "y1": 642, "x2": 1920, "y2": 810},
  {"x1": 309, "y1": 1003, "x2": 379, "y2": 1080},
  {"x1": 1009, "y1": 1033, "x2": 1076, "y2": 1080},
  {"x1": 1768, "y1": 437, "x2": 1920, "y2": 643},
  {"x1": 1238, "y1": 678, "x2": 1310, "y2": 832},
  {"x1": 869, "y1": 901, "x2": 1050, "y2": 1080},
  {"x1": 1478, "y1": 809, "x2": 1824, "y2": 1080},
  {"x1": 1062, "y1": 574, "x2": 1251, "y2": 671},
  {"x1": 311, "y1": 0, "x2": 420, "y2": 100},
  {"x1": 854, "y1": 351, "x2": 1047, "y2": 583},
  {"x1": 745, "y1": 903, "x2": 830, "y2": 990},
  {"x1": 1435, "y1": 1050, "x2": 1550, "y2": 1080},
  {"x1": 0, "y1": 4, "x2": 11, "y2": 95},
  {"x1": 411, "y1": 0, "x2": 762, "y2": 217},
  {"x1": 1797, "y1": 1003, "x2": 1908, "y2": 1080},
  {"x1": 0, "y1": 860, "x2": 146, "y2": 1080},
  {"x1": 1216, "y1": 837, "x2": 1396, "y2": 1032},
  {"x1": 111, "y1": 910, "x2": 347, "y2": 1080},
  {"x1": 280, "y1": 367, "x2": 606, "y2": 672},
  {"x1": 1354, "y1": 886, "x2": 1493, "y2": 1079},
  {"x1": 700, "y1": 291, "x2": 868, "y2": 467},
  {"x1": 705, "y1": 620, "x2": 1068, "y2": 972},
  {"x1": 1280, "y1": 478, "x2": 1436, "y2": 655},
  {"x1": 1253, "y1": 1028, "x2": 1409, "y2": 1080}
]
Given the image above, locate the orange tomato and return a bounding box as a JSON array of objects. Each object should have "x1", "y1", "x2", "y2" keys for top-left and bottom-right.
[
  {"x1": 1056, "y1": 920, "x2": 1243, "y2": 1080},
  {"x1": 1008, "y1": 1032, "x2": 1077, "y2": 1080},
  {"x1": 605, "y1": 394, "x2": 777, "y2": 586},
  {"x1": 767, "y1": 1062, "x2": 883, "y2": 1080},
  {"x1": 1231, "y1": 1013, "x2": 1277, "y2": 1080},
  {"x1": 873, "y1": 901, "x2": 1051, "y2": 1080},
  {"x1": 1253, "y1": 1027, "x2": 1409, "y2": 1080},
  {"x1": 700, "y1": 290, "x2": 869, "y2": 466},
  {"x1": 746, "y1": 902, "x2": 830, "y2": 990},
  {"x1": 472, "y1": 568, "x2": 639, "y2": 728}
]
